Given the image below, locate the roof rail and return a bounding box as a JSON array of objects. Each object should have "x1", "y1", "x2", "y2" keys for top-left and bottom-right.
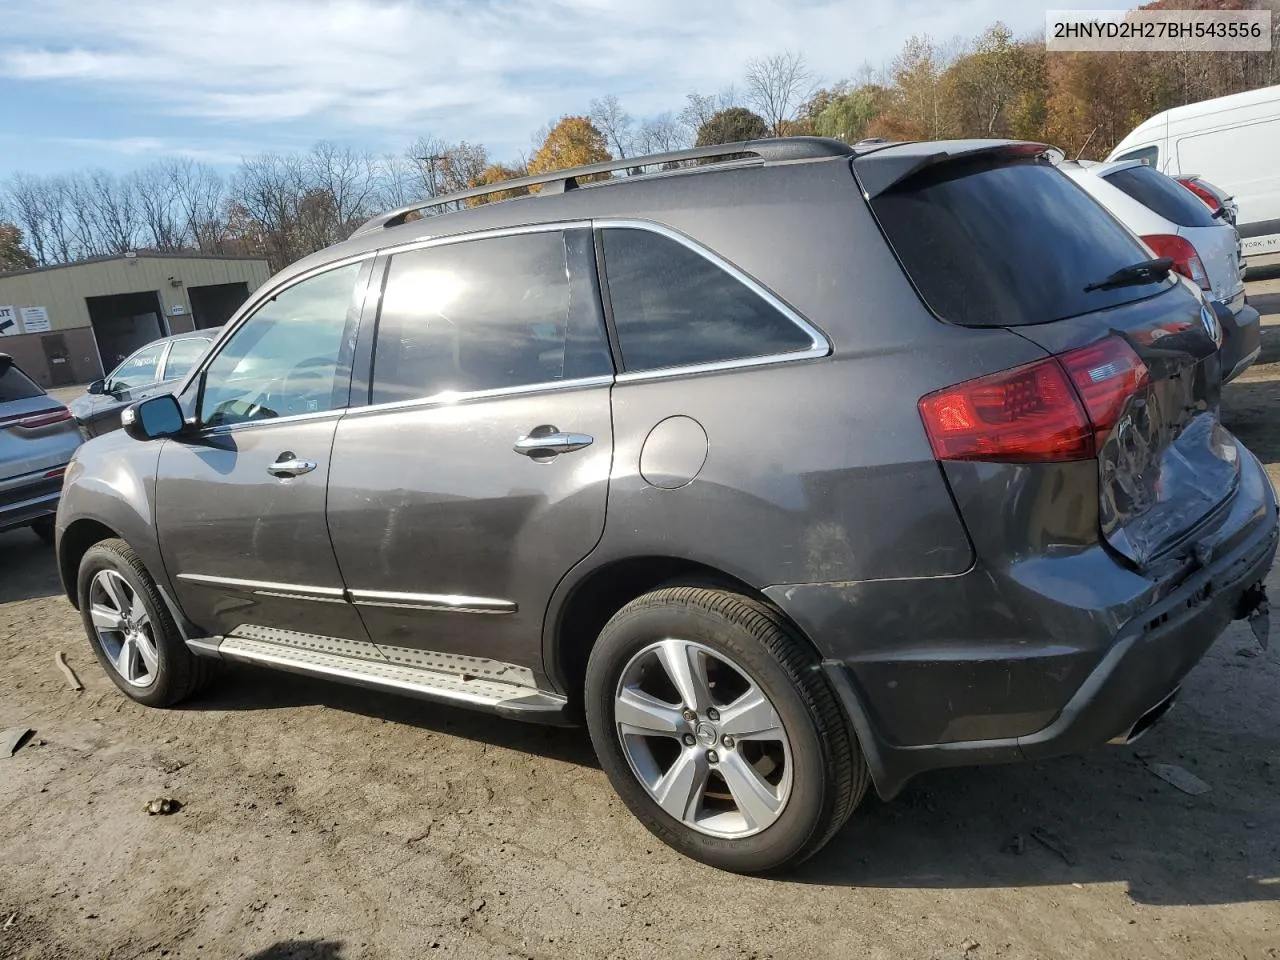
[{"x1": 352, "y1": 136, "x2": 854, "y2": 237}]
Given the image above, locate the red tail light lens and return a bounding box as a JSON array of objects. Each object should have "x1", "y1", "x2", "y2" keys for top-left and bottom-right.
[
  {"x1": 919, "y1": 337, "x2": 1149, "y2": 463},
  {"x1": 1175, "y1": 176, "x2": 1221, "y2": 213},
  {"x1": 1142, "y1": 233, "x2": 1210, "y2": 290},
  {"x1": 14, "y1": 407, "x2": 73, "y2": 429}
]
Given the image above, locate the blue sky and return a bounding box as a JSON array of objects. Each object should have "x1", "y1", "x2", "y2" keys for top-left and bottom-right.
[{"x1": 0, "y1": 0, "x2": 1135, "y2": 181}]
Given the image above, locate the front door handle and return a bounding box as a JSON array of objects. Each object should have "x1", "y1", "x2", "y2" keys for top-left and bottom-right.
[
  {"x1": 513, "y1": 428, "x2": 594, "y2": 458},
  {"x1": 267, "y1": 452, "x2": 317, "y2": 478}
]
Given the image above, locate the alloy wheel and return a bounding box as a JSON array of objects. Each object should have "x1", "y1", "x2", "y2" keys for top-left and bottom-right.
[
  {"x1": 614, "y1": 638, "x2": 793, "y2": 838},
  {"x1": 88, "y1": 569, "x2": 159, "y2": 688}
]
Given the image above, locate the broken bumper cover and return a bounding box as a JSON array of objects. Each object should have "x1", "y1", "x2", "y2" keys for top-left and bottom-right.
[{"x1": 768, "y1": 450, "x2": 1278, "y2": 799}]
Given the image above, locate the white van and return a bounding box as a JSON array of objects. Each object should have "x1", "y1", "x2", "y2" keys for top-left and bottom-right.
[{"x1": 1108, "y1": 85, "x2": 1280, "y2": 271}]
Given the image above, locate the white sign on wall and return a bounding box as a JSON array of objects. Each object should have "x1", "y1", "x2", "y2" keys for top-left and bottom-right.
[
  {"x1": 0, "y1": 306, "x2": 16, "y2": 336},
  {"x1": 20, "y1": 306, "x2": 50, "y2": 334}
]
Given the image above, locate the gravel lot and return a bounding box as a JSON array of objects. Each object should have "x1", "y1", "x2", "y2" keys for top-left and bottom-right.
[{"x1": 3, "y1": 282, "x2": 1280, "y2": 960}]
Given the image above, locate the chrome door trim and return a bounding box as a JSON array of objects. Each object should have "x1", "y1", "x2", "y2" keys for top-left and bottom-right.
[
  {"x1": 176, "y1": 572, "x2": 346, "y2": 602},
  {"x1": 593, "y1": 218, "x2": 832, "y2": 381},
  {"x1": 341, "y1": 375, "x2": 614, "y2": 420},
  {"x1": 348, "y1": 589, "x2": 517, "y2": 615}
]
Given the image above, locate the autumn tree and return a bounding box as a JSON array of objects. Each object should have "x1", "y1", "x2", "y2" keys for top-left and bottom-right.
[
  {"x1": 695, "y1": 107, "x2": 769, "y2": 147},
  {"x1": 0, "y1": 222, "x2": 36, "y2": 271},
  {"x1": 465, "y1": 163, "x2": 530, "y2": 207},
  {"x1": 528, "y1": 116, "x2": 611, "y2": 180},
  {"x1": 891, "y1": 35, "x2": 949, "y2": 139},
  {"x1": 813, "y1": 86, "x2": 889, "y2": 142}
]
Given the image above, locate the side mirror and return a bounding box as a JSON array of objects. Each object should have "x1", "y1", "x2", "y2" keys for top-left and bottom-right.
[
  {"x1": 122, "y1": 395, "x2": 185, "y2": 442},
  {"x1": 87, "y1": 379, "x2": 106, "y2": 395}
]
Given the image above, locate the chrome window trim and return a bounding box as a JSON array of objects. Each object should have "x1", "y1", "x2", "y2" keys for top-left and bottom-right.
[
  {"x1": 176, "y1": 572, "x2": 345, "y2": 600},
  {"x1": 374, "y1": 220, "x2": 592, "y2": 258},
  {"x1": 343, "y1": 375, "x2": 614, "y2": 419},
  {"x1": 199, "y1": 406, "x2": 348, "y2": 437},
  {"x1": 349, "y1": 588, "x2": 517, "y2": 615},
  {"x1": 594, "y1": 218, "x2": 831, "y2": 381}
]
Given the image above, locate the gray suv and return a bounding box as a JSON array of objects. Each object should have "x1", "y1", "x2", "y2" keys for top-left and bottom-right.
[{"x1": 55, "y1": 138, "x2": 1277, "y2": 873}]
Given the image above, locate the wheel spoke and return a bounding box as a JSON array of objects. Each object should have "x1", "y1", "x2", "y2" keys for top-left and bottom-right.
[
  {"x1": 653, "y1": 747, "x2": 709, "y2": 822},
  {"x1": 101, "y1": 573, "x2": 130, "y2": 615},
  {"x1": 89, "y1": 604, "x2": 126, "y2": 633},
  {"x1": 616, "y1": 686, "x2": 683, "y2": 736},
  {"x1": 116, "y1": 635, "x2": 138, "y2": 682},
  {"x1": 129, "y1": 592, "x2": 149, "y2": 627},
  {"x1": 134, "y1": 632, "x2": 159, "y2": 677},
  {"x1": 718, "y1": 686, "x2": 784, "y2": 741},
  {"x1": 719, "y1": 750, "x2": 784, "y2": 831},
  {"x1": 654, "y1": 639, "x2": 711, "y2": 712}
]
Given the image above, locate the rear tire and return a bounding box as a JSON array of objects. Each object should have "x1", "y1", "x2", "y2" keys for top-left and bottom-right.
[
  {"x1": 77, "y1": 538, "x2": 213, "y2": 707},
  {"x1": 585, "y1": 586, "x2": 868, "y2": 873}
]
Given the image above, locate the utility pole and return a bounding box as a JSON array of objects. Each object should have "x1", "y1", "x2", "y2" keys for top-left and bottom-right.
[{"x1": 413, "y1": 154, "x2": 448, "y2": 209}]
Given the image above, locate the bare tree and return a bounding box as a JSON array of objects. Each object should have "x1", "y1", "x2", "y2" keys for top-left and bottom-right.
[
  {"x1": 304, "y1": 142, "x2": 382, "y2": 246},
  {"x1": 166, "y1": 159, "x2": 227, "y2": 254},
  {"x1": 678, "y1": 88, "x2": 740, "y2": 140},
  {"x1": 405, "y1": 134, "x2": 451, "y2": 200},
  {"x1": 634, "y1": 112, "x2": 688, "y2": 154},
  {"x1": 745, "y1": 52, "x2": 815, "y2": 135},
  {"x1": 133, "y1": 164, "x2": 183, "y2": 251},
  {"x1": 589, "y1": 95, "x2": 634, "y2": 158},
  {"x1": 4, "y1": 174, "x2": 53, "y2": 265}
]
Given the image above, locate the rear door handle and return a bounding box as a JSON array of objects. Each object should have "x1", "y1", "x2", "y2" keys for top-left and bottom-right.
[
  {"x1": 513, "y1": 429, "x2": 594, "y2": 458},
  {"x1": 267, "y1": 452, "x2": 317, "y2": 478}
]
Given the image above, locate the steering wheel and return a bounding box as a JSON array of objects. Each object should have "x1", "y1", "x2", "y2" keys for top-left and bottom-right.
[{"x1": 264, "y1": 356, "x2": 334, "y2": 417}]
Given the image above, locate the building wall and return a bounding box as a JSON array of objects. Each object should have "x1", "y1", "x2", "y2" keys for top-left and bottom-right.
[{"x1": 0, "y1": 255, "x2": 270, "y2": 387}]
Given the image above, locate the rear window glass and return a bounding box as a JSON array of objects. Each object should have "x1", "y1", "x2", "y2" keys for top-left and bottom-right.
[
  {"x1": 868, "y1": 159, "x2": 1168, "y2": 327},
  {"x1": 1102, "y1": 164, "x2": 1219, "y2": 229},
  {"x1": 0, "y1": 362, "x2": 43, "y2": 402},
  {"x1": 1115, "y1": 145, "x2": 1159, "y2": 166}
]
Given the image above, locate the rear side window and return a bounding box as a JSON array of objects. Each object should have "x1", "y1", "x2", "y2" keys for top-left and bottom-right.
[
  {"x1": 372, "y1": 229, "x2": 612, "y2": 405},
  {"x1": 108, "y1": 345, "x2": 164, "y2": 390},
  {"x1": 868, "y1": 159, "x2": 1167, "y2": 327},
  {"x1": 0, "y1": 362, "x2": 43, "y2": 401},
  {"x1": 601, "y1": 228, "x2": 817, "y2": 373},
  {"x1": 1101, "y1": 165, "x2": 1219, "y2": 228},
  {"x1": 162, "y1": 337, "x2": 212, "y2": 380},
  {"x1": 1115, "y1": 145, "x2": 1159, "y2": 166}
]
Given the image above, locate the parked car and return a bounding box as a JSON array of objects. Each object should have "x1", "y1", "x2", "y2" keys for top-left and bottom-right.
[
  {"x1": 1107, "y1": 84, "x2": 1280, "y2": 271},
  {"x1": 1175, "y1": 174, "x2": 1239, "y2": 226},
  {"x1": 1060, "y1": 159, "x2": 1259, "y2": 382},
  {"x1": 1, "y1": 354, "x2": 81, "y2": 542},
  {"x1": 55, "y1": 137, "x2": 1277, "y2": 873},
  {"x1": 68, "y1": 329, "x2": 222, "y2": 438}
]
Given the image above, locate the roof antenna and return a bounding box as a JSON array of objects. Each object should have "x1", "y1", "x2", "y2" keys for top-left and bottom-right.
[{"x1": 1074, "y1": 126, "x2": 1098, "y2": 161}]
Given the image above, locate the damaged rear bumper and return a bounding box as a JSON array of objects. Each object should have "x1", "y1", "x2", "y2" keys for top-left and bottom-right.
[{"x1": 767, "y1": 450, "x2": 1278, "y2": 800}]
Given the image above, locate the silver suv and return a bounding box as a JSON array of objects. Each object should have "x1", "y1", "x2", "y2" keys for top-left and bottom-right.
[
  {"x1": 55, "y1": 138, "x2": 1277, "y2": 873},
  {"x1": 1, "y1": 354, "x2": 81, "y2": 542}
]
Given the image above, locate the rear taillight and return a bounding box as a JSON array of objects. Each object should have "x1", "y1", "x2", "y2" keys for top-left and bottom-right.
[
  {"x1": 14, "y1": 407, "x2": 73, "y2": 429},
  {"x1": 1175, "y1": 176, "x2": 1221, "y2": 213},
  {"x1": 919, "y1": 337, "x2": 1149, "y2": 463},
  {"x1": 1142, "y1": 233, "x2": 1210, "y2": 290}
]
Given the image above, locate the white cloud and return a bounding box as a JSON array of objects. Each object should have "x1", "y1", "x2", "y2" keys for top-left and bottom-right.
[{"x1": 1, "y1": 0, "x2": 1135, "y2": 159}]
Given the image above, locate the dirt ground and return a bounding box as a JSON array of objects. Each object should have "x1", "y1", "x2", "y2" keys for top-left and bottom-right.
[{"x1": 3, "y1": 284, "x2": 1280, "y2": 960}]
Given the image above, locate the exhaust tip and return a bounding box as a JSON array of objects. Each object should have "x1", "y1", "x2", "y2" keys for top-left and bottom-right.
[{"x1": 1109, "y1": 687, "x2": 1179, "y2": 746}]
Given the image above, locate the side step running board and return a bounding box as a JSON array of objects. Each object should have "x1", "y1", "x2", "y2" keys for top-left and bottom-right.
[{"x1": 186, "y1": 627, "x2": 570, "y2": 724}]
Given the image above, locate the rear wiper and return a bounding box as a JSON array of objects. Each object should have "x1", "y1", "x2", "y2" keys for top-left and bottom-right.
[{"x1": 1083, "y1": 256, "x2": 1174, "y2": 293}]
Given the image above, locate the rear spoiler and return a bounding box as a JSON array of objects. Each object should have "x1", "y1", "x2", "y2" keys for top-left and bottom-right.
[{"x1": 853, "y1": 140, "x2": 1051, "y2": 198}]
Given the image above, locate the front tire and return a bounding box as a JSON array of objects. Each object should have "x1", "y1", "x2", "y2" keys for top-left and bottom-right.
[
  {"x1": 585, "y1": 586, "x2": 868, "y2": 873},
  {"x1": 77, "y1": 538, "x2": 213, "y2": 707}
]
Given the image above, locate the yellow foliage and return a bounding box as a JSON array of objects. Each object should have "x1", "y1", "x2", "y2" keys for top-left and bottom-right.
[{"x1": 528, "y1": 116, "x2": 611, "y2": 183}]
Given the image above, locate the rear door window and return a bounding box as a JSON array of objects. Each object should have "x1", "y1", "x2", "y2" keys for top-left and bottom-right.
[
  {"x1": 600, "y1": 227, "x2": 818, "y2": 372},
  {"x1": 1101, "y1": 164, "x2": 1219, "y2": 228},
  {"x1": 0, "y1": 363, "x2": 43, "y2": 402},
  {"x1": 866, "y1": 158, "x2": 1169, "y2": 327},
  {"x1": 371, "y1": 229, "x2": 612, "y2": 405},
  {"x1": 161, "y1": 337, "x2": 213, "y2": 381}
]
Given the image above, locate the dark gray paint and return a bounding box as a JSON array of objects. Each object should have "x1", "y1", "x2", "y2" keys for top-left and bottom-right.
[{"x1": 55, "y1": 139, "x2": 1280, "y2": 800}]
